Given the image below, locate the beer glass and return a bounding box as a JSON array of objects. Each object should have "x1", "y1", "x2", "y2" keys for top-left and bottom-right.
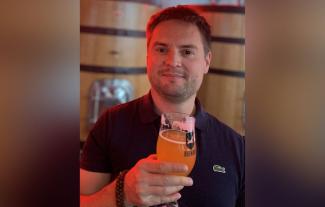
[{"x1": 156, "y1": 112, "x2": 196, "y2": 206}]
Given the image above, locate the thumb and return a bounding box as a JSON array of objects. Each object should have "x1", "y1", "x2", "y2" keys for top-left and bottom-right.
[{"x1": 147, "y1": 154, "x2": 157, "y2": 160}]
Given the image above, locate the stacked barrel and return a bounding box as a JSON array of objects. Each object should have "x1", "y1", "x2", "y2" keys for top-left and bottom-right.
[
  {"x1": 80, "y1": 0, "x2": 159, "y2": 141},
  {"x1": 192, "y1": 6, "x2": 245, "y2": 135}
]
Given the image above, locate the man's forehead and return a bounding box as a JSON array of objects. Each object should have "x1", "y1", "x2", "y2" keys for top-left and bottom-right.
[
  {"x1": 153, "y1": 20, "x2": 198, "y2": 32},
  {"x1": 148, "y1": 20, "x2": 204, "y2": 49},
  {"x1": 151, "y1": 23, "x2": 201, "y2": 41}
]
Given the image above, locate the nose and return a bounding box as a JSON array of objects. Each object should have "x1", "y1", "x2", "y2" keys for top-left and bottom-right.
[{"x1": 165, "y1": 49, "x2": 181, "y2": 67}]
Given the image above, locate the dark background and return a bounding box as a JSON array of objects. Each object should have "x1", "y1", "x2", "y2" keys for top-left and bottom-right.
[{"x1": 0, "y1": 1, "x2": 324, "y2": 207}]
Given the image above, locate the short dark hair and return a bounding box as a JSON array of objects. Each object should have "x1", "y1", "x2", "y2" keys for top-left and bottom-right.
[{"x1": 146, "y1": 5, "x2": 211, "y2": 55}]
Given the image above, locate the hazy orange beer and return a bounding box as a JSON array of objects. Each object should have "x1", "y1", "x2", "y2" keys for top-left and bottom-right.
[
  {"x1": 156, "y1": 113, "x2": 196, "y2": 176},
  {"x1": 157, "y1": 129, "x2": 196, "y2": 176}
]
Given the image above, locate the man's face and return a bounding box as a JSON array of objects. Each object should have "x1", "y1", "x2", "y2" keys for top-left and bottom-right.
[{"x1": 147, "y1": 20, "x2": 211, "y2": 103}]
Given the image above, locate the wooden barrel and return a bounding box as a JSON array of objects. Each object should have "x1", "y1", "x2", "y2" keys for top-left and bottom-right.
[
  {"x1": 190, "y1": 6, "x2": 245, "y2": 135},
  {"x1": 80, "y1": 0, "x2": 159, "y2": 141}
]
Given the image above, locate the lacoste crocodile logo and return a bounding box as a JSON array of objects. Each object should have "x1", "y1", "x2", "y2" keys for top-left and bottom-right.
[{"x1": 213, "y1": 164, "x2": 226, "y2": 173}]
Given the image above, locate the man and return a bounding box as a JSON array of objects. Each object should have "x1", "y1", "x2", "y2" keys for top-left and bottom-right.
[{"x1": 80, "y1": 6, "x2": 244, "y2": 207}]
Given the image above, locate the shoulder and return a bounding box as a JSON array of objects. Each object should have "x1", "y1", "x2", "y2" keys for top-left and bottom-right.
[
  {"x1": 205, "y1": 112, "x2": 244, "y2": 146},
  {"x1": 101, "y1": 95, "x2": 143, "y2": 119},
  {"x1": 89, "y1": 95, "x2": 144, "y2": 135}
]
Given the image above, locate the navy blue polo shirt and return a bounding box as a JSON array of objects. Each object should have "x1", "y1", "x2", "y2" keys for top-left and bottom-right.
[{"x1": 81, "y1": 92, "x2": 245, "y2": 207}]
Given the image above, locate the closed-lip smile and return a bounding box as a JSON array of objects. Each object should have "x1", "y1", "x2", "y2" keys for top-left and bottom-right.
[{"x1": 161, "y1": 72, "x2": 185, "y2": 78}]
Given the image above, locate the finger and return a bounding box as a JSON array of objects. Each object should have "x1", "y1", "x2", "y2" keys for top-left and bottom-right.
[
  {"x1": 141, "y1": 161, "x2": 188, "y2": 174},
  {"x1": 150, "y1": 193, "x2": 182, "y2": 206},
  {"x1": 144, "y1": 174, "x2": 193, "y2": 186},
  {"x1": 147, "y1": 154, "x2": 157, "y2": 160},
  {"x1": 146, "y1": 186, "x2": 184, "y2": 196}
]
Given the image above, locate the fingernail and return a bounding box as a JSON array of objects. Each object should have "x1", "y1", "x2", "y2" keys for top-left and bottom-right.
[
  {"x1": 184, "y1": 165, "x2": 189, "y2": 171},
  {"x1": 179, "y1": 165, "x2": 188, "y2": 172},
  {"x1": 187, "y1": 178, "x2": 193, "y2": 185},
  {"x1": 176, "y1": 193, "x2": 182, "y2": 199}
]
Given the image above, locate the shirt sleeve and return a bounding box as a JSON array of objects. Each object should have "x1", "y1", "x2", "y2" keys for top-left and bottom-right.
[{"x1": 80, "y1": 111, "x2": 112, "y2": 173}]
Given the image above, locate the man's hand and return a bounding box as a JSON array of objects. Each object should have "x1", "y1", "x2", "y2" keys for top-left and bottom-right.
[{"x1": 124, "y1": 154, "x2": 193, "y2": 206}]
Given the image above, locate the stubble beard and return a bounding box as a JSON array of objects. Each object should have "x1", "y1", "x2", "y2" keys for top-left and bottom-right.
[{"x1": 150, "y1": 74, "x2": 198, "y2": 103}]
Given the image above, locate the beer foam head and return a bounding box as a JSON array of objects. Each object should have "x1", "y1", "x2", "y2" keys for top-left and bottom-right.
[
  {"x1": 159, "y1": 129, "x2": 186, "y2": 144},
  {"x1": 161, "y1": 112, "x2": 195, "y2": 132},
  {"x1": 172, "y1": 117, "x2": 195, "y2": 132}
]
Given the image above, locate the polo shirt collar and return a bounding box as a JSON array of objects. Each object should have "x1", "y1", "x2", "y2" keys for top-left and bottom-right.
[
  {"x1": 139, "y1": 91, "x2": 160, "y2": 124},
  {"x1": 139, "y1": 91, "x2": 208, "y2": 131},
  {"x1": 193, "y1": 98, "x2": 208, "y2": 131}
]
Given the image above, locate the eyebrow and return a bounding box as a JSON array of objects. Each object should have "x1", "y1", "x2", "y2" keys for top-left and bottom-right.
[
  {"x1": 153, "y1": 41, "x2": 198, "y2": 50},
  {"x1": 152, "y1": 41, "x2": 168, "y2": 47},
  {"x1": 179, "y1": 45, "x2": 198, "y2": 50}
]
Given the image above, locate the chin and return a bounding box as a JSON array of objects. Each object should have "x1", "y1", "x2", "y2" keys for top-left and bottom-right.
[{"x1": 161, "y1": 90, "x2": 194, "y2": 103}]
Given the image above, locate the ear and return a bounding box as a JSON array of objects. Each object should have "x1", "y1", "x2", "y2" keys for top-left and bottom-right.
[{"x1": 204, "y1": 51, "x2": 212, "y2": 74}]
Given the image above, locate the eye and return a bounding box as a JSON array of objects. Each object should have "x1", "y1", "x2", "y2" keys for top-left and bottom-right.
[
  {"x1": 181, "y1": 49, "x2": 195, "y2": 56},
  {"x1": 155, "y1": 46, "x2": 168, "y2": 54}
]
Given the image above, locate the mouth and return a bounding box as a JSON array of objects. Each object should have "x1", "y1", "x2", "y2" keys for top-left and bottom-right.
[
  {"x1": 160, "y1": 69, "x2": 187, "y2": 79},
  {"x1": 161, "y1": 73, "x2": 185, "y2": 78}
]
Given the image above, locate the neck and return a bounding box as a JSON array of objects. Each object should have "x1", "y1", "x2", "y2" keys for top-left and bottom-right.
[{"x1": 150, "y1": 89, "x2": 196, "y2": 115}]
